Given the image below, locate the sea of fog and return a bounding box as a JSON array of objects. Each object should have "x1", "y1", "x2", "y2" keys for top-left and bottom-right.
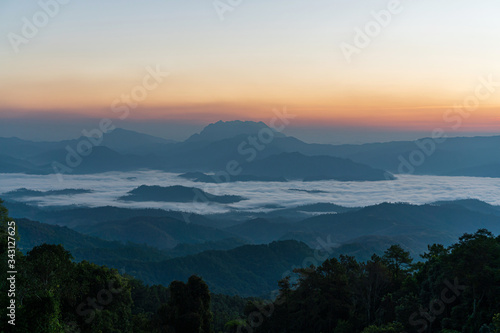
[{"x1": 1, "y1": 171, "x2": 499, "y2": 214}]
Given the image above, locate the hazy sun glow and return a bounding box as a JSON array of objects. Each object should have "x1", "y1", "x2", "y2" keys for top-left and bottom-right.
[{"x1": 1, "y1": 0, "x2": 500, "y2": 134}]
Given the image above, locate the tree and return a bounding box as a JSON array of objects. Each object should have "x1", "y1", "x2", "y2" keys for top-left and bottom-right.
[
  {"x1": 382, "y1": 245, "x2": 413, "y2": 279},
  {"x1": 224, "y1": 319, "x2": 246, "y2": 333},
  {"x1": 19, "y1": 290, "x2": 65, "y2": 333},
  {"x1": 361, "y1": 321, "x2": 405, "y2": 333},
  {"x1": 0, "y1": 199, "x2": 23, "y2": 333},
  {"x1": 361, "y1": 254, "x2": 393, "y2": 326},
  {"x1": 444, "y1": 230, "x2": 500, "y2": 332},
  {"x1": 492, "y1": 313, "x2": 500, "y2": 333},
  {"x1": 154, "y1": 275, "x2": 213, "y2": 333},
  {"x1": 26, "y1": 244, "x2": 74, "y2": 289}
]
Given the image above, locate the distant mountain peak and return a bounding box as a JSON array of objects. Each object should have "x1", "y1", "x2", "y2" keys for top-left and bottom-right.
[
  {"x1": 104, "y1": 127, "x2": 175, "y2": 143},
  {"x1": 185, "y1": 120, "x2": 285, "y2": 142}
]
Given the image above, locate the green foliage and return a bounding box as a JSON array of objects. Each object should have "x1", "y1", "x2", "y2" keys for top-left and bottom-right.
[
  {"x1": 361, "y1": 322, "x2": 405, "y2": 333},
  {"x1": 211, "y1": 293, "x2": 259, "y2": 333},
  {"x1": 382, "y1": 244, "x2": 413, "y2": 278},
  {"x1": 19, "y1": 290, "x2": 65, "y2": 333},
  {"x1": 114, "y1": 239, "x2": 315, "y2": 296},
  {"x1": 0, "y1": 199, "x2": 22, "y2": 333},
  {"x1": 224, "y1": 319, "x2": 247, "y2": 333},
  {"x1": 25, "y1": 243, "x2": 73, "y2": 291},
  {"x1": 257, "y1": 229, "x2": 500, "y2": 333},
  {"x1": 1, "y1": 199, "x2": 500, "y2": 333},
  {"x1": 493, "y1": 313, "x2": 500, "y2": 333},
  {"x1": 15, "y1": 217, "x2": 170, "y2": 263},
  {"x1": 152, "y1": 276, "x2": 213, "y2": 333}
]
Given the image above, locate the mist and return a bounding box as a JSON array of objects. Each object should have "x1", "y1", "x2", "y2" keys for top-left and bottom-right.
[{"x1": 1, "y1": 171, "x2": 499, "y2": 214}]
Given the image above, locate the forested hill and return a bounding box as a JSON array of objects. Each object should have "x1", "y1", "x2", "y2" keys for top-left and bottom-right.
[
  {"x1": 2, "y1": 200, "x2": 500, "y2": 332},
  {"x1": 253, "y1": 229, "x2": 500, "y2": 333}
]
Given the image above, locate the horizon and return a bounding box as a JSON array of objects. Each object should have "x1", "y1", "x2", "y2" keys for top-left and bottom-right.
[
  {"x1": 0, "y1": 118, "x2": 499, "y2": 145},
  {"x1": 2, "y1": 1, "x2": 500, "y2": 140},
  {"x1": 3, "y1": 2, "x2": 500, "y2": 332},
  {"x1": 2, "y1": 2, "x2": 500, "y2": 331}
]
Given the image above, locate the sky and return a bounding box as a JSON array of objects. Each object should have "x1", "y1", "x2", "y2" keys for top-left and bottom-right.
[{"x1": 0, "y1": 0, "x2": 499, "y2": 143}]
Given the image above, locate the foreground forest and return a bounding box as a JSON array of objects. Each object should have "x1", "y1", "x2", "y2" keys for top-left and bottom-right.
[{"x1": 1, "y1": 200, "x2": 500, "y2": 332}]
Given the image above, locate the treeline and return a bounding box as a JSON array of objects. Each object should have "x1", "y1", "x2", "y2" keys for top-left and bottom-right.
[
  {"x1": 242, "y1": 230, "x2": 500, "y2": 332},
  {"x1": 0, "y1": 201, "x2": 249, "y2": 333},
  {"x1": 15, "y1": 214, "x2": 316, "y2": 297},
  {"x1": 2, "y1": 198, "x2": 500, "y2": 332},
  {"x1": 0, "y1": 241, "x2": 255, "y2": 333}
]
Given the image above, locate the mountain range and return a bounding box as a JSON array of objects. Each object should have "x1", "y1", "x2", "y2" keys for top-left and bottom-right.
[
  {"x1": 9, "y1": 198, "x2": 500, "y2": 296},
  {"x1": 2, "y1": 120, "x2": 497, "y2": 179}
]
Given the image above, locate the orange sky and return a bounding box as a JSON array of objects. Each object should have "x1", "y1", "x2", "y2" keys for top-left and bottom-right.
[{"x1": 1, "y1": 1, "x2": 499, "y2": 133}]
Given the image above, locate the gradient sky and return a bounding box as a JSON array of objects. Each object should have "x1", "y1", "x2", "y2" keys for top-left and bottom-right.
[{"x1": 1, "y1": 0, "x2": 499, "y2": 142}]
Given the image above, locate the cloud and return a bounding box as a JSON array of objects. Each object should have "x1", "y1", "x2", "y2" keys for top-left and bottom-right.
[{"x1": 1, "y1": 172, "x2": 499, "y2": 215}]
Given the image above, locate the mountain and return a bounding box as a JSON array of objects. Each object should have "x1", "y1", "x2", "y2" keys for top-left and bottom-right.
[
  {"x1": 174, "y1": 131, "x2": 500, "y2": 178},
  {"x1": 432, "y1": 198, "x2": 500, "y2": 217},
  {"x1": 0, "y1": 154, "x2": 50, "y2": 174},
  {"x1": 157, "y1": 134, "x2": 282, "y2": 171},
  {"x1": 182, "y1": 127, "x2": 500, "y2": 178},
  {"x1": 31, "y1": 145, "x2": 159, "y2": 174},
  {"x1": 265, "y1": 203, "x2": 359, "y2": 220},
  {"x1": 179, "y1": 172, "x2": 287, "y2": 183},
  {"x1": 445, "y1": 163, "x2": 500, "y2": 178},
  {"x1": 0, "y1": 137, "x2": 62, "y2": 159},
  {"x1": 168, "y1": 237, "x2": 249, "y2": 257},
  {"x1": 16, "y1": 216, "x2": 248, "y2": 260},
  {"x1": 2, "y1": 123, "x2": 499, "y2": 178},
  {"x1": 7, "y1": 196, "x2": 500, "y2": 253},
  {"x1": 0, "y1": 128, "x2": 172, "y2": 173},
  {"x1": 218, "y1": 201, "x2": 500, "y2": 250},
  {"x1": 243, "y1": 152, "x2": 394, "y2": 181},
  {"x1": 10, "y1": 199, "x2": 500, "y2": 296},
  {"x1": 185, "y1": 120, "x2": 285, "y2": 143},
  {"x1": 225, "y1": 218, "x2": 296, "y2": 244},
  {"x1": 297, "y1": 202, "x2": 500, "y2": 245},
  {"x1": 99, "y1": 128, "x2": 175, "y2": 155},
  {"x1": 74, "y1": 215, "x2": 235, "y2": 249},
  {"x1": 291, "y1": 135, "x2": 500, "y2": 177},
  {"x1": 3, "y1": 188, "x2": 92, "y2": 200},
  {"x1": 328, "y1": 235, "x2": 430, "y2": 262},
  {"x1": 112, "y1": 240, "x2": 315, "y2": 296},
  {"x1": 0, "y1": 128, "x2": 173, "y2": 160},
  {"x1": 15, "y1": 218, "x2": 169, "y2": 263},
  {"x1": 11, "y1": 210, "x2": 312, "y2": 296},
  {"x1": 203, "y1": 203, "x2": 360, "y2": 226},
  {"x1": 119, "y1": 185, "x2": 246, "y2": 203},
  {"x1": 3, "y1": 201, "x2": 214, "y2": 228}
]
